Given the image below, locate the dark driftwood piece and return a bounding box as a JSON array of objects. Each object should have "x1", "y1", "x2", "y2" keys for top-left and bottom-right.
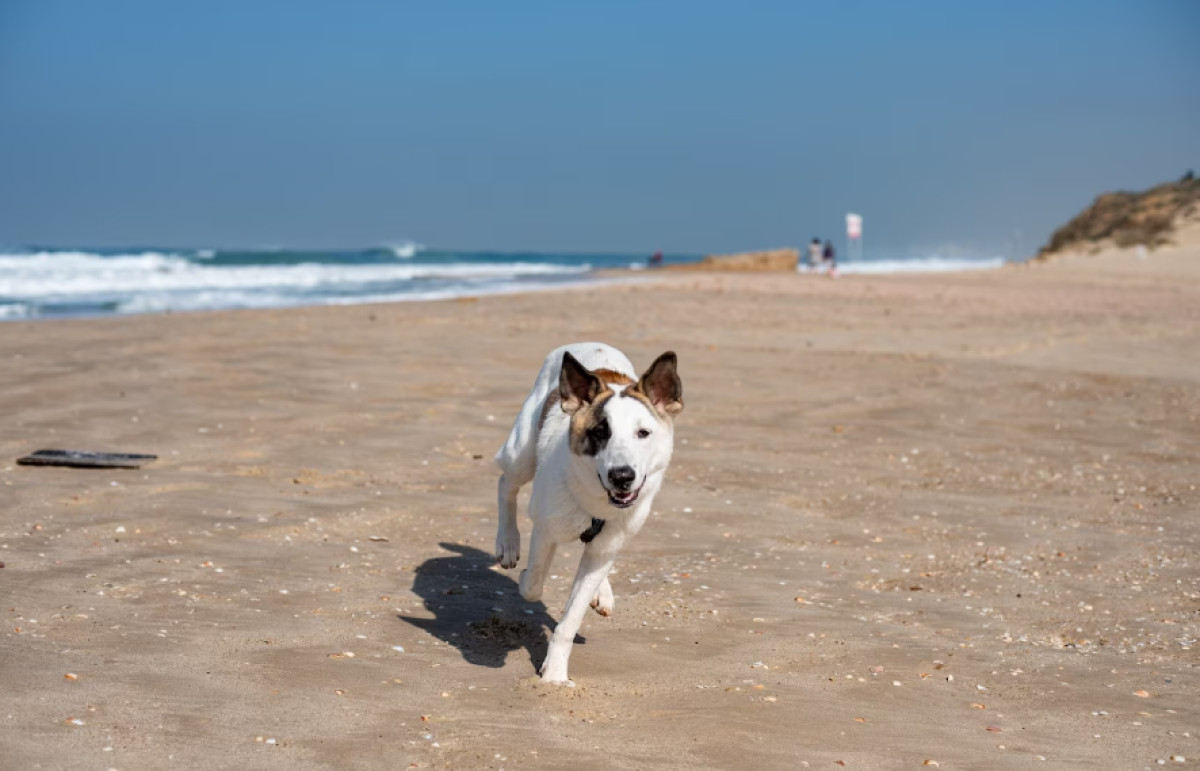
[{"x1": 17, "y1": 449, "x2": 157, "y2": 469}]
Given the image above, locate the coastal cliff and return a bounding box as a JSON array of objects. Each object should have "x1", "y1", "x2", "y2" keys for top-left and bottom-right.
[
  {"x1": 666, "y1": 248, "x2": 799, "y2": 272},
  {"x1": 1036, "y1": 175, "x2": 1200, "y2": 260}
]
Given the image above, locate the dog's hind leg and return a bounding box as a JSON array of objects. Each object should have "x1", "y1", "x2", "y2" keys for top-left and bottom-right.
[
  {"x1": 494, "y1": 386, "x2": 543, "y2": 569},
  {"x1": 590, "y1": 577, "x2": 614, "y2": 616},
  {"x1": 518, "y1": 525, "x2": 557, "y2": 602},
  {"x1": 495, "y1": 468, "x2": 529, "y2": 569}
]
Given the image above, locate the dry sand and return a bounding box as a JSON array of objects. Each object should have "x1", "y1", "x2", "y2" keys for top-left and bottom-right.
[{"x1": 1, "y1": 246, "x2": 1198, "y2": 769}]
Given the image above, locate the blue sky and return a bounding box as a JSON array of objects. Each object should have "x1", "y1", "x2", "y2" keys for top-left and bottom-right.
[{"x1": 1, "y1": 1, "x2": 1197, "y2": 257}]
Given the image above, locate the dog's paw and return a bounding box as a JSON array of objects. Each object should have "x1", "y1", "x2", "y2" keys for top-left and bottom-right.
[
  {"x1": 494, "y1": 529, "x2": 520, "y2": 569},
  {"x1": 518, "y1": 569, "x2": 542, "y2": 602},
  {"x1": 539, "y1": 663, "x2": 574, "y2": 686},
  {"x1": 539, "y1": 653, "x2": 572, "y2": 685},
  {"x1": 590, "y1": 579, "x2": 614, "y2": 616}
]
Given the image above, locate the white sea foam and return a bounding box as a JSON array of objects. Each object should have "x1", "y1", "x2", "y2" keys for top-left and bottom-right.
[
  {"x1": 321, "y1": 277, "x2": 624, "y2": 307},
  {"x1": 97, "y1": 276, "x2": 610, "y2": 316},
  {"x1": 0, "y1": 250, "x2": 587, "y2": 299},
  {"x1": 0, "y1": 249, "x2": 594, "y2": 318},
  {"x1": 0, "y1": 301, "x2": 34, "y2": 319},
  {"x1": 388, "y1": 241, "x2": 425, "y2": 259},
  {"x1": 830, "y1": 257, "x2": 1005, "y2": 274}
]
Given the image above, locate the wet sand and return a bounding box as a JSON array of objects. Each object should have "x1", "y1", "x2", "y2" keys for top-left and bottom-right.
[{"x1": 2, "y1": 245, "x2": 1198, "y2": 769}]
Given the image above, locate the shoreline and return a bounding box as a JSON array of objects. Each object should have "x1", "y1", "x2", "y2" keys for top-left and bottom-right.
[
  {"x1": 4, "y1": 254, "x2": 1015, "y2": 323},
  {"x1": 2, "y1": 248, "x2": 1198, "y2": 768}
]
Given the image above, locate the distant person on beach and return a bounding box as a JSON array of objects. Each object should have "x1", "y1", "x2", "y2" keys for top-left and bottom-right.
[
  {"x1": 823, "y1": 240, "x2": 837, "y2": 276},
  {"x1": 648, "y1": 250, "x2": 664, "y2": 268},
  {"x1": 808, "y1": 238, "x2": 823, "y2": 269}
]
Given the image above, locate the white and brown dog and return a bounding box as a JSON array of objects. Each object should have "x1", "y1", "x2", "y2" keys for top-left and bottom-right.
[{"x1": 494, "y1": 343, "x2": 683, "y2": 685}]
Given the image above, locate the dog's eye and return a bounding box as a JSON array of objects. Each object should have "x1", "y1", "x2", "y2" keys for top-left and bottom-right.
[
  {"x1": 591, "y1": 420, "x2": 610, "y2": 440},
  {"x1": 637, "y1": 428, "x2": 651, "y2": 439}
]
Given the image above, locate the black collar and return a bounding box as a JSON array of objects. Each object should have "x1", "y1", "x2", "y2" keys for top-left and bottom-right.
[{"x1": 579, "y1": 517, "x2": 606, "y2": 543}]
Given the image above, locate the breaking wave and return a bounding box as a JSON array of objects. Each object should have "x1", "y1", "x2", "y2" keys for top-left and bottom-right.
[{"x1": 0, "y1": 249, "x2": 593, "y2": 319}]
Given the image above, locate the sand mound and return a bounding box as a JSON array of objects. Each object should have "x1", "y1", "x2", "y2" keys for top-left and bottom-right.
[
  {"x1": 665, "y1": 247, "x2": 799, "y2": 272},
  {"x1": 1037, "y1": 174, "x2": 1200, "y2": 260}
]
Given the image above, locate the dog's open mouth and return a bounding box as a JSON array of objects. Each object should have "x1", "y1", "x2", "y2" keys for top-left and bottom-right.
[{"x1": 605, "y1": 480, "x2": 644, "y2": 508}]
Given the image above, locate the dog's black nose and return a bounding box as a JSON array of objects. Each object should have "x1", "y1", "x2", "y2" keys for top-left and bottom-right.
[{"x1": 607, "y1": 466, "x2": 636, "y2": 491}]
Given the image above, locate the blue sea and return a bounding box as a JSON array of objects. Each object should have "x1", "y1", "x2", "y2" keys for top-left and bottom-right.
[{"x1": 0, "y1": 244, "x2": 1005, "y2": 320}]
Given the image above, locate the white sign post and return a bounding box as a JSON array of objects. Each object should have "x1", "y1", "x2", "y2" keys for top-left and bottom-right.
[{"x1": 846, "y1": 213, "x2": 863, "y2": 264}]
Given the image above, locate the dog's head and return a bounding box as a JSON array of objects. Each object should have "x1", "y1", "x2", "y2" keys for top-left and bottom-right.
[{"x1": 559, "y1": 350, "x2": 683, "y2": 509}]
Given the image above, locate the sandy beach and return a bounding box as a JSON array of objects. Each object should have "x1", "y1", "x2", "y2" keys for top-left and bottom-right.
[{"x1": 2, "y1": 246, "x2": 1198, "y2": 769}]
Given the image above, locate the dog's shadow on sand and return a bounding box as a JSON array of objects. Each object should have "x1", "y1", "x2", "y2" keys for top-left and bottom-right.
[{"x1": 398, "y1": 543, "x2": 582, "y2": 672}]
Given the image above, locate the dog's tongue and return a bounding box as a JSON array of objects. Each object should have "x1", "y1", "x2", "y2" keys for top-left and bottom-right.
[{"x1": 613, "y1": 490, "x2": 636, "y2": 502}]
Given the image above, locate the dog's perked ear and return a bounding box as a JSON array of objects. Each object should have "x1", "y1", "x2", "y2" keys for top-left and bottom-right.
[
  {"x1": 559, "y1": 352, "x2": 604, "y2": 415},
  {"x1": 633, "y1": 351, "x2": 683, "y2": 417}
]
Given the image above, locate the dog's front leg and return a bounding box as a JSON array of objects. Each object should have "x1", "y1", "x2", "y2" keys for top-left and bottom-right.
[
  {"x1": 518, "y1": 525, "x2": 556, "y2": 602},
  {"x1": 540, "y1": 546, "x2": 615, "y2": 686}
]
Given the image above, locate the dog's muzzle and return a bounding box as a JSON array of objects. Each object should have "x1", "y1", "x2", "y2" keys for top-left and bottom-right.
[{"x1": 601, "y1": 473, "x2": 643, "y2": 508}]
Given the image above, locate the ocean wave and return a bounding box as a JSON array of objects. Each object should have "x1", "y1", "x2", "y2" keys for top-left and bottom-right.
[
  {"x1": 26, "y1": 276, "x2": 609, "y2": 317},
  {"x1": 387, "y1": 241, "x2": 425, "y2": 259},
  {"x1": 0, "y1": 301, "x2": 35, "y2": 319},
  {"x1": 0, "y1": 250, "x2": 589, "y2": 299},
  {"x1": 0, "y1": 248, "x2": 599, "y2": 318}
]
